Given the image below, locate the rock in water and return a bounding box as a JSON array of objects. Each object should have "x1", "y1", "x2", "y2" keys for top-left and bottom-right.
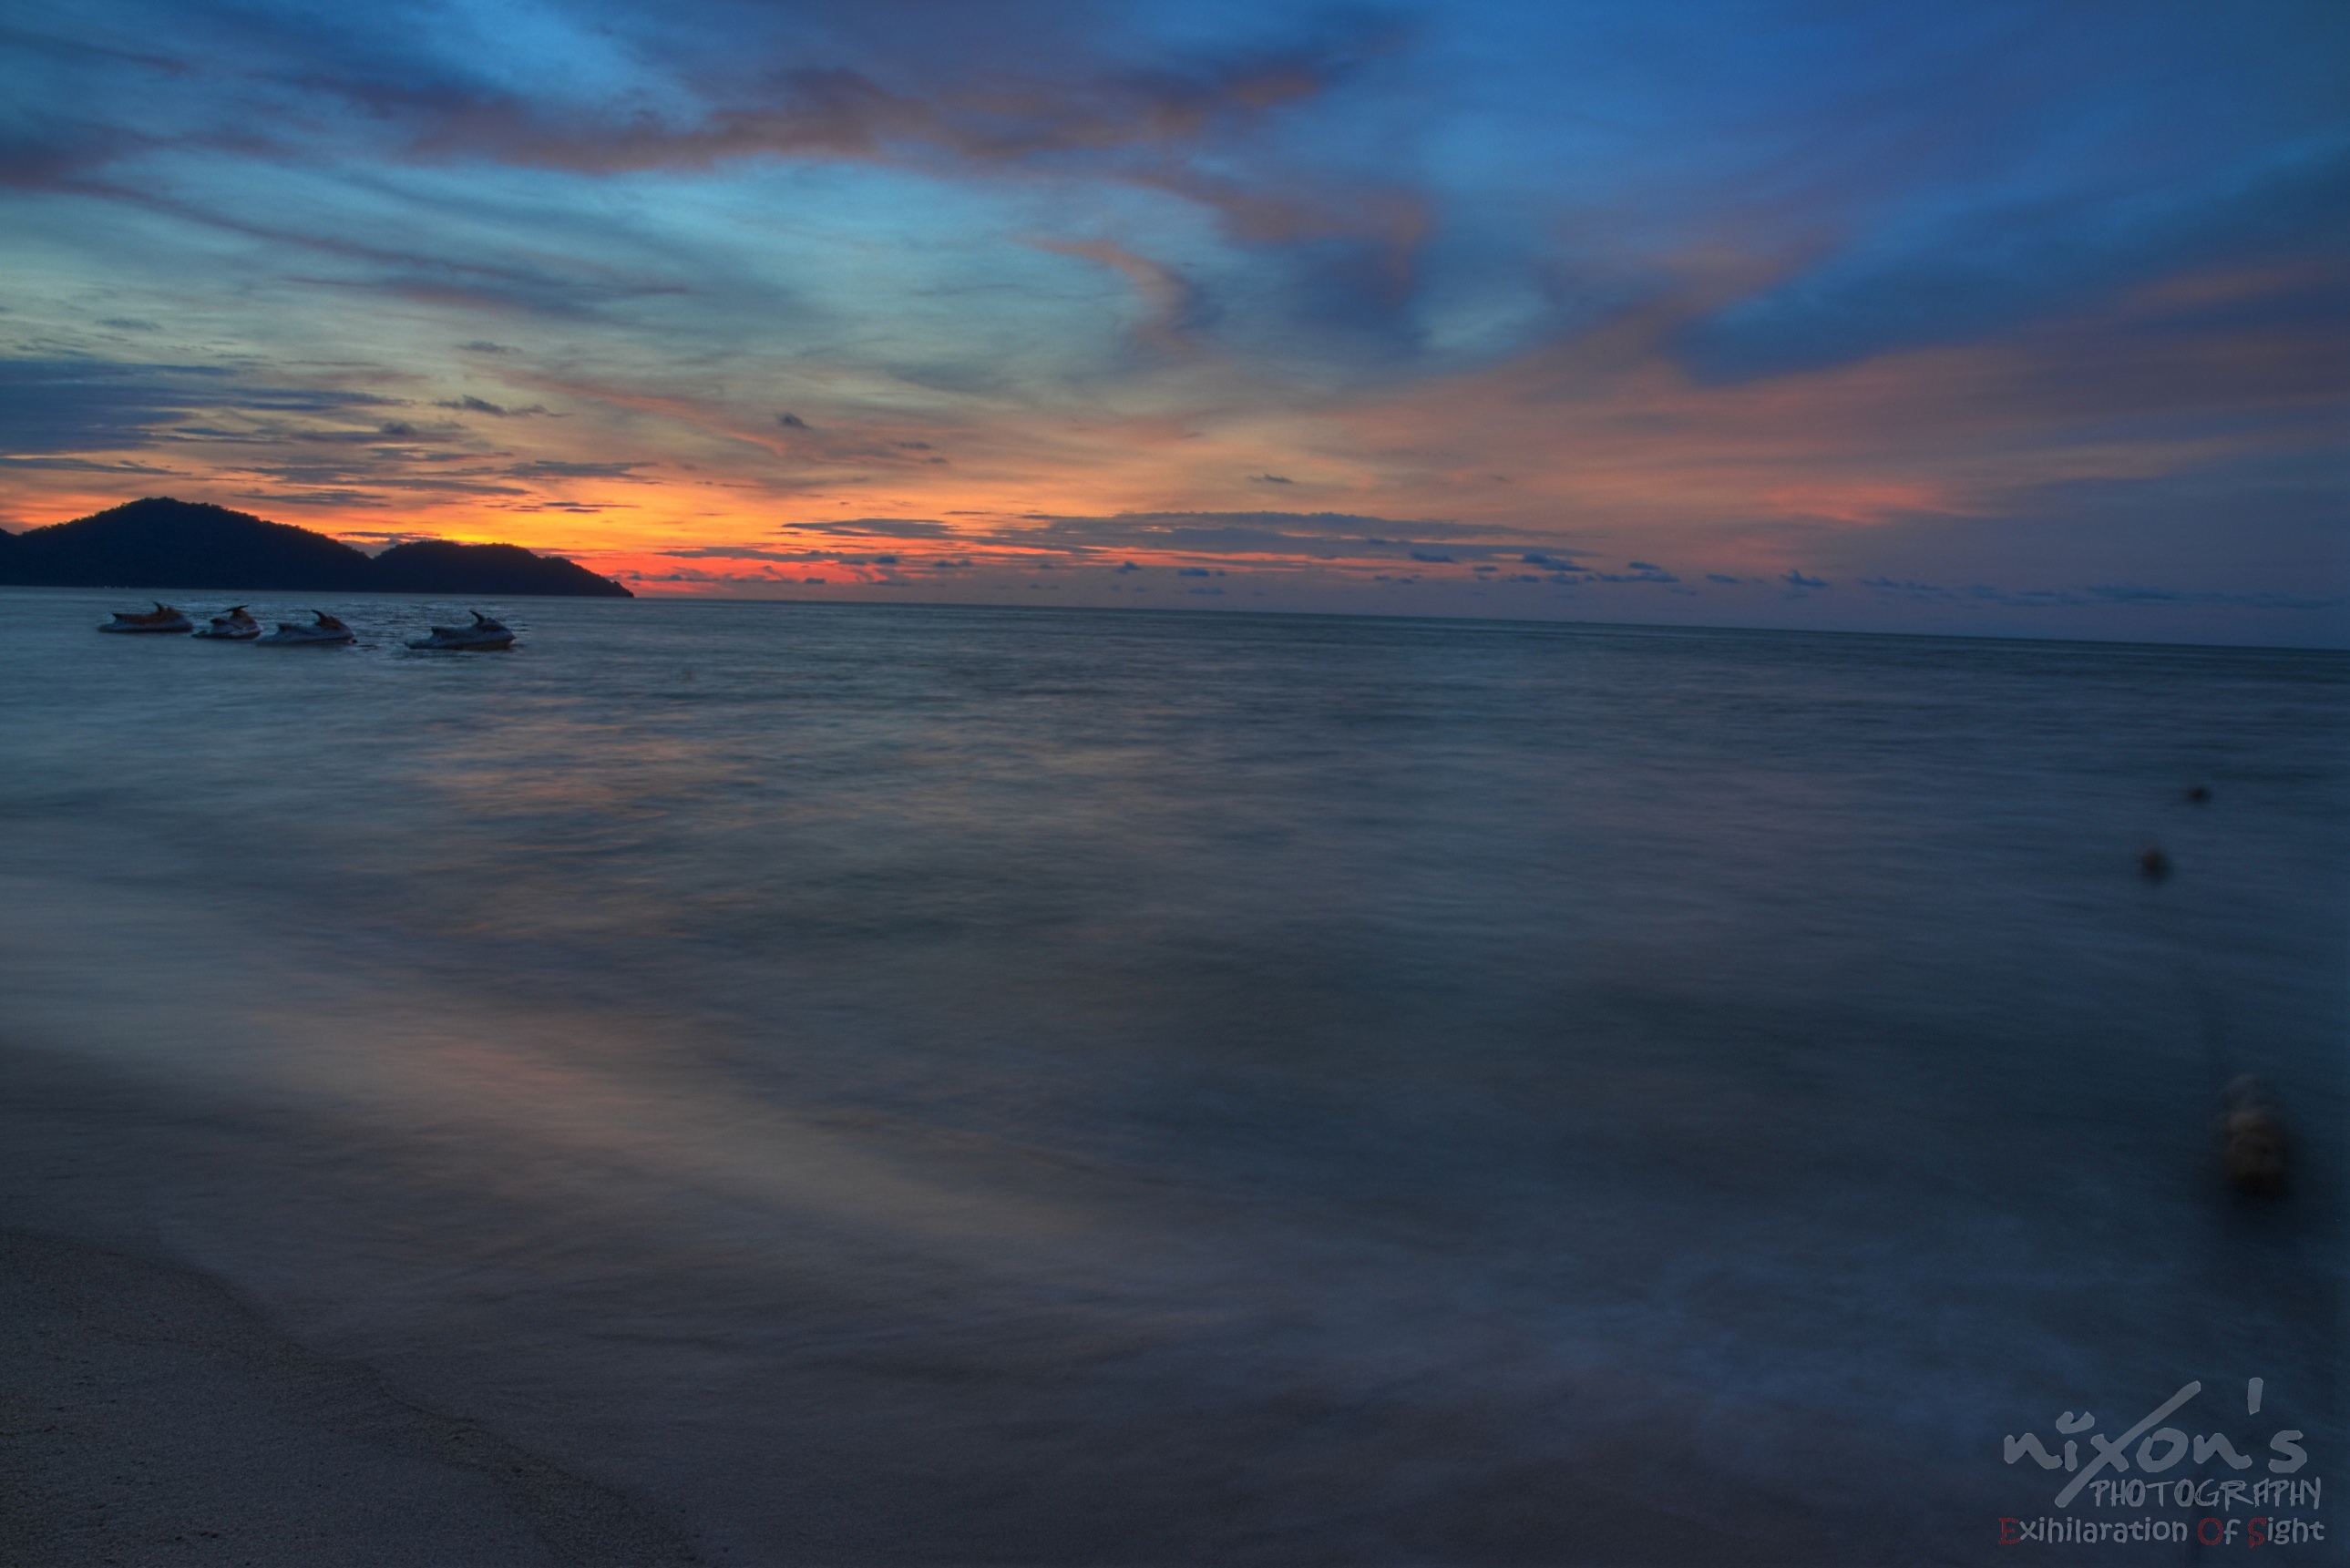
[{"x1": 2221, "y1": 1078, "x2": 2289, "y2": 1196}]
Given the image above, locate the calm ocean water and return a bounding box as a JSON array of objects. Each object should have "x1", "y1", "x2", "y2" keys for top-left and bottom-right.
[{"x1": 2, "y1": 586, "x2": 2342, "y2": 1563}]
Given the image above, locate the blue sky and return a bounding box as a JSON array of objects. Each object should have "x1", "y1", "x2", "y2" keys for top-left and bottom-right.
[{"x1": 3, "y1": 0, "x2": 2344, "y2": 641}]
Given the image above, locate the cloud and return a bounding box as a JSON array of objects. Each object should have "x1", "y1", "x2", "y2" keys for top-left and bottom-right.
[
  {"x1": 434, "y1": 395, "x2": 551, "y2": 416},
  {"x1": 0, "y1": 455, "x2": 178, "y2": 473},
  {"x1": 291, "y1": 419, "x2": 467, "y2": 445},
  {"x1": 661, "y1": 545, "x2": 826, "y2": 562},
  {"x1": 9, "y1": 5, "x2": 1427, "y2": 299},
  {"x1": 1852, "y1": 575, "x2": 2336, "y2": 612},
  {"x1": 334, "y1": 529, "x2": 442, "y2": 548},
  {"x1": 4, "y1": 7, "x2": 2335, "y2": 641},
  {"x1": 990, "y1": 510, "x2": 1521, "y2": 561},
  {"x1": 775, "y1": 517, "x2": 958, "y2": 539},
  {"x1": 329, "y1": 25, "x2": 1412, "y2": 282},
  {"x1": 1030, "y1": 238, "x2": 1209, "y2": 354},
  {"x1": 232, "y1": 487, "x2": 390, "y2": 507},
  {"x1": 506, "y1": 459, "x2": 650, "y2": 478},
  {"x1": 1681, "y1": 138, "x2": 2350, "y2": 383},
  {"x1": 1858, "y1": 576, "x2": 1956, "y2": 600},
  {"x1": 0, "y1": 359, "x2": 400, "y2": 455},
  {"x1": 379, "y1": 49, "x2": 1342, "y2": 174},
  {"x1": 2084, "y1": 582, "x2": 2336, "y2": 610},
  {"x1": 237, "y1": 464, "x2": 529, "y2": 496}
]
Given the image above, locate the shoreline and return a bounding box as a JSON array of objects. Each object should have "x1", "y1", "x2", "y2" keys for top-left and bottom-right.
[
  {"x1": 0, "y1": 1222, "x2": 697, "y2": 1568},
  {"x1": 0, "y1": 1029, "x2": 700, "y2": 1567}
]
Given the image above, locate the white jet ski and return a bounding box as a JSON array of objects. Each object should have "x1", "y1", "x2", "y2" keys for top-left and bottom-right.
[
  {"x1": 255, "y1": 610, "x2": 356, "y2": 645},
  {"x1": 192, "y1": 605, "x2": 262, "y2": 640},
  {"x1": 407, "y1": 611, "x2": 516, "y2": 651},
  {"x1": 98, "y1": 602, "x2": 193, "y2": 634}
]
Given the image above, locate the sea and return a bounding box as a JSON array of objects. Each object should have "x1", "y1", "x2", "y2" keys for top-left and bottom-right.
[{"x1": 1, "y1": 586, "x2": 2341, "y2": 1564}]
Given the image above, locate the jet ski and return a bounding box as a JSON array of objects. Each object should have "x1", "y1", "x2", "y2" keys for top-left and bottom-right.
[
  {"x1": 255, "y1": 610, "x2": 356, "y2": 645},
  {"x1": 407, "y1": 611, "x2": 516, "y2": 651},
  {"x1": 98, "y1": 602, "x2": 193, "y2": 634},
  {"x1": 192, "y1": 605, "x2": 262, "y2": 640}
]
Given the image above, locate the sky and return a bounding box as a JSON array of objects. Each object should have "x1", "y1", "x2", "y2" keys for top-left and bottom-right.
[{"x1": 3, "y1": 0, "x2": 2345, "y2": 642}]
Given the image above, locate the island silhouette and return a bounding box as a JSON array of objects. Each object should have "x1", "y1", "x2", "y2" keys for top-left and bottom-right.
[{"x1": 0, "y1": 497, "x2": 632, "y2": 597}]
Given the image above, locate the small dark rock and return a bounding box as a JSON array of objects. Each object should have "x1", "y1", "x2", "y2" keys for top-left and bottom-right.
[{"x1": 2221, "y1": 1078, "x2": 2289, "y2": 1196}]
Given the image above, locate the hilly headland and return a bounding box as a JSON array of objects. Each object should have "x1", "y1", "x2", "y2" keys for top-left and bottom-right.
[{"x1": 0, "y1": 497, "x2": 631, "y2": 598}]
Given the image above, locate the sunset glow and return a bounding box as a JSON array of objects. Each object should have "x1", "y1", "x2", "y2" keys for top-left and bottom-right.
[{"x1": 5, "y1": 2, "x2": 2343, "y2": 640}]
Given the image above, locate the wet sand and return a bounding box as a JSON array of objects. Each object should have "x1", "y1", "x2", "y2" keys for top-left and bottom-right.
[
  {"x1": 0, "y1": 1047, "x2": 698, "y2": 1568},
  {"x1": 0, "y1": 1226, "x2": 697, "y2": 1568},
  {"x1": 0, "y1": 1044, "x2": 1852, "y2": 1567}
]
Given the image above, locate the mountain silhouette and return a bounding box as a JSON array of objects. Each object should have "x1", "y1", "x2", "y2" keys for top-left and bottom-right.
[
  {"x1": 0, "y1": 497, "x2": 632, "y2": 597},
  {"x1": 367, "y1": 539, "x2": 627, "y2": 597}
]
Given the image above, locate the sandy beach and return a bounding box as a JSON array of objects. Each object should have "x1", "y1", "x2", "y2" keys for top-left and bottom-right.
[
  {"x1": 0, "y1": 1047, "x2": 699, "y2": 1568},
  {"x1": 0, "y1": 1040, "x2": 1842, "y2": 1566}
]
